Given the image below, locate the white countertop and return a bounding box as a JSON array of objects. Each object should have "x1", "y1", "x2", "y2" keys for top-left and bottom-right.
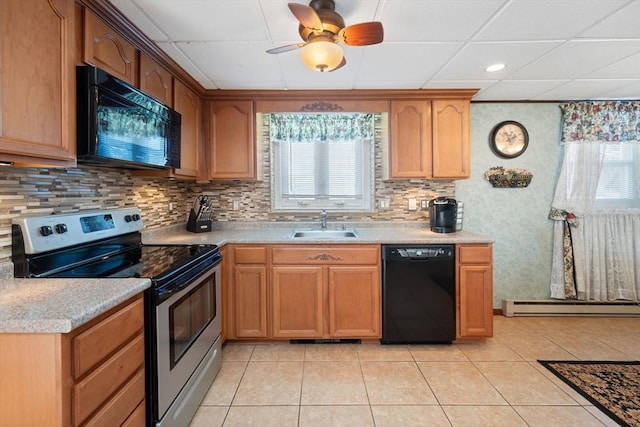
[
  {"x1": 1, "y1": 222, "x2": 492, "y2": 334},
  {"x1": 142, "y1": 223, "x2": 494, "y2": 246}
]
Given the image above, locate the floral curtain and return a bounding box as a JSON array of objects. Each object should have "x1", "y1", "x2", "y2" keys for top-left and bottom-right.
[
  {"x1": 550, "y1": 101, "x2": 640, "y2": 301},
  {"x1": 560, "y1": 101, "x2": 640, "y2": 142},
  {"x1": 270, "y1": 113, "x2": 374, "y2": 142}
]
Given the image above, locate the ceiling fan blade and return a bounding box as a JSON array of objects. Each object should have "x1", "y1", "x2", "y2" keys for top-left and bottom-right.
[
  {"x1": 328, "y1": 57, "x2": 347, "y2": 72},
  {"x1": 266, "y1": 43, "x2": 305, "y2": 54},
  {"x1": 338, "y1": 22, "x2": 384, "y2": 46},
  {"x1": 288, "y1": 3, "x2": 323, "y2": 32}
]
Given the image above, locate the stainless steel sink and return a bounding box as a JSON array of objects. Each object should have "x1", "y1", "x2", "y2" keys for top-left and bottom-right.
[{"x1": 289, "y1": 229, "x2": 359, "y2": 239}]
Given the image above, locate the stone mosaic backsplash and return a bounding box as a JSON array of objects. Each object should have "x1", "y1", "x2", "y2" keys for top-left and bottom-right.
[{"x1": 0, "y1": 166, "x2": 191, "y2": 262}]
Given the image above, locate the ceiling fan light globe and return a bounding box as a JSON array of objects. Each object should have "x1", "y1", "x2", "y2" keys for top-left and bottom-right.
[{"x1": 301, "y1": 41, "x2": 343, "y2": 72}]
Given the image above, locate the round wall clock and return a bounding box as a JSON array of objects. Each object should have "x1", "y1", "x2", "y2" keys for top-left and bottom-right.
[{"x1": 489, "y1": 121, "x2": 529, "y2": 158}]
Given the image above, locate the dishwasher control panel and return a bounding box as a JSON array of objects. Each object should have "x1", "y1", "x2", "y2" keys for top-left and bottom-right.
[{"x1": 383, "y1": 245, "x2": 454, "y2": 260}]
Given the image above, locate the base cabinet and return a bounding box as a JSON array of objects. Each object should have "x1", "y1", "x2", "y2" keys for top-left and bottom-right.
[
  {"x1": 272, "y1": 266, "x2": 324, "y2": 338},
  {"x1": 457, "y1": 244, "x2": 493, "y2": 337},
  {"x1": 0, "y1": 295, "x2": 145, "y2": 426},
  {"x1": 230, "y1": 246, "x2": 269, "y2": 339},
  {"x1": 271, "y1": 245, "x2": 381, "y2": 339}
]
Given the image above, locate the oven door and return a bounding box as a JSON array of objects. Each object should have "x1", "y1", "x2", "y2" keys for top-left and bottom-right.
[{"x1": 153, "y1": 263, "x2": 221, "y2": 420}]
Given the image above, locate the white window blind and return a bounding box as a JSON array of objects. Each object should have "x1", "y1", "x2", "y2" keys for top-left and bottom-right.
[
  {"x1": 271, "y1": 113, "x2": 374, "y2": 212},
  {"x1": 594, "y1": 143, "x2": 640, "y2": 209}
]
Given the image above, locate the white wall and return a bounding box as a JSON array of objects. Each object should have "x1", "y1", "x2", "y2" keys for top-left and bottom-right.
[{"x1": 456, "y1": 103, "x2": 563, "y2": 308}]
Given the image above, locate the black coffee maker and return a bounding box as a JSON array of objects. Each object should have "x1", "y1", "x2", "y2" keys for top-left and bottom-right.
[{"x1": 428, "y1": 197, "x2": 457, "y2": 233}]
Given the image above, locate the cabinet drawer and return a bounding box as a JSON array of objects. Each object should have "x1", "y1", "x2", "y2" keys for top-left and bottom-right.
[
  {"x1": 272, "y1": 245, "x2": 380, "y2": 265},
  {"x1": 73, "y1": 334, "x2": 144, "y2": 425},
  {"x1": 83, "y1": 368, "x2": 144, "y2": 427},
  {"x1": 122, "y1": 400, "x2": 146, "y2": 427},
  {"x1": 73, "y1": 298, "x2": 144, "y2": 378},
  {"x1": 234, "y1": 246, "x2": 267, "y2": 264},
  {"x1": 458, "y1": 244, "x2": 492, "y2": 264}
]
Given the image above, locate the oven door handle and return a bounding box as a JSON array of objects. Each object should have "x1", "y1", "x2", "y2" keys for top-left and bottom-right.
[{"x1": 155, "y1": 263, "x2": 220, "y2": 303}]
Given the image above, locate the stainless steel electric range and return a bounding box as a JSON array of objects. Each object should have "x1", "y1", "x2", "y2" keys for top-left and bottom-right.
[{"x1": 12, "y1": 207, "x2": 222, "y2": 426}]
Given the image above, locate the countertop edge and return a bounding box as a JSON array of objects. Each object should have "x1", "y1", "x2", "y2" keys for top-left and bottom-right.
[{"x1": 0, "y1": 278, "x2": 152, "y2": 334}]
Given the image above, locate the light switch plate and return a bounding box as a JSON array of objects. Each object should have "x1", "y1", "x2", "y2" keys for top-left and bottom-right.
[{"x1": 408, "y1": 198, "x2": 417, "y2": 211}]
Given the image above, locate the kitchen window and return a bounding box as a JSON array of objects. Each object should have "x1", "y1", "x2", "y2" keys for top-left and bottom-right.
[
  {"x1": 594, "y1": 143, "x2": 640, "y2": 209},
  {"x1": 270, "y1": 113, "x2": 374, "y2": 212}
]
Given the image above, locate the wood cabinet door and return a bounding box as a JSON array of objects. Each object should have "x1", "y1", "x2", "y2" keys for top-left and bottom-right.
[
  {"x1": 83, "y1": 9, "x2": 138, "y2": 85},
  {"x1": 173, "y1": 79, "x2": 202, "y2": 179},
  {"x1": 432, "y1": 99, "x2": 470, "y2": 178},
  {"x1": 208, "y1": 101, "x2": 256, "y2": 180},
  {"x1": 328, "y1": 266, "x2": 381, "y2": 338},
  {"x1": 234, "y1": 265, "x2": 268, "y2": 338},
  {"x1": 0, "y1": 0, "x2": 76, "y2": 166},
  {"x1": 272, "y1": 266, "x2": 324, "y2": 338},
  {"x1": 139, "y1": 53, "x2": 173, "y2": 106},
  {"x1": 458, "y1": 264, "x2": 493, "y2": 337},
  {"x1": 389, "y1": 100, "x2": 432, "y2": 178}
]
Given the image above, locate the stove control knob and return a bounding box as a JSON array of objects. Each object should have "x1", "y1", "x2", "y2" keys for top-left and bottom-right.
[
  {"x1": 55, "y1": 223, "x2": 68, "y2": 234},
  {"x1": 39, "y1": 225, "x2": 53, "y2": 237},
  {"x1": 124, "y1": 215, "x2": 133, "y2": 222},
  {"x1": 132, "y1": 214, "x2": 141, "y2": 221}
]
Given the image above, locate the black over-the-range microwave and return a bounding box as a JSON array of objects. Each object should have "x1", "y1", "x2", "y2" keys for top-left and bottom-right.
[{"x1": 76, "y1": 65, "x2": 181, "y2": 169}]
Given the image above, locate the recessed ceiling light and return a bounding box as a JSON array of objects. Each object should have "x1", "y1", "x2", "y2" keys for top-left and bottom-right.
[{"x1": 485, "y1": 63, "x2": 506, "y2": 72}]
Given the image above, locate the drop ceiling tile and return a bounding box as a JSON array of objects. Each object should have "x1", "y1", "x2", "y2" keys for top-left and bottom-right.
[
  {"x1": 476, "y1": 0, "x2": 631, "y2": 41},
  {"x1": 578, "y1": 0, "x2": 640, "y2": 38},
  {"x1": 177, "y1": 41, "x2": 283, "y2": 82},
  {"x1": 378, "y1": 0, "x2": 505, "y2": 42},
  {"x1": 354, "y1": 42, "x2": 463, "y2": 82},
  {"x1": 533, "y1": 79, "x2": 640, "y2": 100},
  {"x1": 434, "y1": 41, "x2": 562, "y2": 81},
  {"x1": 508, "y1": 40, "x2": 640, "y2": 80},
  {"x1": 423, "y1": 80, "x2": 494, "y2": 92},
  {"x1": 156, "y1": 42, "x2": 210, "y2": 82},
  {"x1": 473, "y1": 80, "x2": 570, "y2": 100},
  {"x1": 599, "y1": 80, "x2": 640, "y2": 98},
  {"x1": 111, "y1": 0, "x2": 169, "y2": 41},
  {"x1": 582, "y1": 52, "x2": 640, "y2": 79},
  {"x1": 354, "y1": 80, "x2": 423, "y2": 89},
  {"x1": 134, "y1": 0, "x2": 267, "y2": 41}
]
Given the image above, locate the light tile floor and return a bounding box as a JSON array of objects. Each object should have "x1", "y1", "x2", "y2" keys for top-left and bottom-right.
[{"x1": 190, "y1": 316, "x2": 640, "y2": 426}]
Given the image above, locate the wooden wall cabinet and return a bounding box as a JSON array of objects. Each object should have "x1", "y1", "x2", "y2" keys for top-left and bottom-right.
[
  {"x1": 82, "y1": 8, "x2": 138, "y2": 86},
  {"x1": 0, "y1": 0, "x2": 76, "y2": 167},
  {"x1": 230, "y1": 245, "x2": 269, "y2": 338},
  {"x1": 207, "y1": 100, "x2": 256, "y2": 180},
  {"x1": 271, "y1": 245, "x2": 381, "y2": 339},
  {"x1": 388, "y1": 98, "x2": 470, "y2": 180},
  {"x1": 432, "y1": 99, "x2": 470, "y2": 178},
  {"x1": 0, "y1": 296, "x2": 145, "y2": 426},
  {"x1": 456, "y1": 244, "x2": 493, "y2": 338},
  {"x1": 389, "y1": 100, "x2": 432, "y2": 178},
  {"x1": 139, "y1": 53, "x2": 173, "y2": 106}
]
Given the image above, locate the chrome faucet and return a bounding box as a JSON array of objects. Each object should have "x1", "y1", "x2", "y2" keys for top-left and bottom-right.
[{"x1": 320, "y1": 210, "x2": 327, "y2": 230}]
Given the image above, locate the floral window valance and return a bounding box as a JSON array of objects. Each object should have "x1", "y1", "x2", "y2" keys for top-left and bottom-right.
[
  {"x1": 560, "y1": 101, "x2": 640, "y2": 143},
  {"x1": 270, "y1": 113, "x2": 374, "y2": 143}
]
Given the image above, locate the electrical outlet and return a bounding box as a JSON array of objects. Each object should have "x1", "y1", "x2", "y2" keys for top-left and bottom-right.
[
  {"x1": 232, "y1": 200, "x2": 240, "y2": 211},
  {"x1": 408, "y1": 198, "x2": 417, "y2": 211},
  {"x1": 168, "y1": 202, "x2": 174, "y2": 212}
]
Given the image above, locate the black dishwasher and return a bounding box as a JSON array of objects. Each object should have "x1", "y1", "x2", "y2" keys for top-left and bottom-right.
[{"x1": 382, "y1": 245, "x2": 455, "y2": 344}]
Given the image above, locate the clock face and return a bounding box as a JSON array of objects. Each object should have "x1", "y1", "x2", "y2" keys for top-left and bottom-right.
[{"x1": 490, "y1": 121, "x2": 528, "y2": 158}]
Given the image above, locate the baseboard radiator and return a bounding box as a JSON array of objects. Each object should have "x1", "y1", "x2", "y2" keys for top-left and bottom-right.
[{"x1": 503, "y1": 299, "x2": 640, "y2": 317}]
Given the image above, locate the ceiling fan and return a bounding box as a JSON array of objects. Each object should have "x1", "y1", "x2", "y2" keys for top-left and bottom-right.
[{"x1": 267, "y1": 0, "x2": 384, "y2": 72}]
